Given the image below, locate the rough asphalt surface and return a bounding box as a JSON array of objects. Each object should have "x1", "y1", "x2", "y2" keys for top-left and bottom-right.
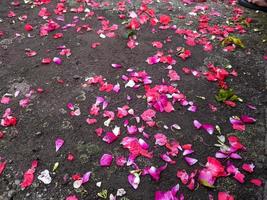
[{"x1": 0, "y1": 0, "x2": 266, "y2": 200}]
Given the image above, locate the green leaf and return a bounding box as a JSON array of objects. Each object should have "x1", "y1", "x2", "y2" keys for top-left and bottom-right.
[
  {"x1": 97, "y1": 189, "x2": 108, "y2": 199},
  {"x1": 221, "y1": 36, "x2": 245, "y2": 48},
  {"x1": 123, "y1": 30, "x2": 136, "y2": 39},
  {"x1": 215, "y1": 88, "x2": 239, "y2": 103}
]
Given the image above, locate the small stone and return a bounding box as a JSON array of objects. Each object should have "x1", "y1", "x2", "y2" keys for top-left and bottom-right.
[
  {"x1": 96, "y1": 181, "x2": 102, "y2": 187},
  {"x1": 14, "y1": 179, "x2": 20, "y2": 185},
  {"x1": 116, "y1": 188, "x2": 126, "y2": 197},
  {"x1": 35, "y1": 131, "x2": 42, "y2": 136},
  {"x1": 73, "y1": 75, "x2": 81, "y2": 80},
  {"x1": 7, "y1": 190, "x2": 15, "y2": 198}
]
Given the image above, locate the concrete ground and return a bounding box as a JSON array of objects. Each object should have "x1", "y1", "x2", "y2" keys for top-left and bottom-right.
[{"x1": 0, "y1": 0, "x2": 266, "y2": 199}]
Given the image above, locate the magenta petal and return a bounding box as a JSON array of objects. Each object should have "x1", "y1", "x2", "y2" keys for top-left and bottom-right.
[
  {"x1": 116, "y1": 156, "x2": 127, "y2": 167},
  {"x1": 55, "y1": 138, "x2": 64, "y2": 152},
  {"x1": 184, "y1": 157, "x2": 198, "y2": 166},
  {"x1": 240, "y1": 115, "x2": 256, "y2": 124},
  {"x1": 111, "y1": 63, "x2": 122, "y2": 68},
  {"x1": 155, "y1": 184, "x2": 180, "y2": 200},
  {"x1": 193, "y1": 120, "x2": 202, "y2": 129},
  {"x1": 138, "y1": 138, "x2": 149, "y2": 150},
  {"x1": 102, "y1": 132, "x2": 118, "y2": 144},
  {"x1": 100, "y1": 154, "x2": 113, "y2": 167},
  {"x1": 202, "y1": 124, "x2": 214, "y2": 135},
  {"x1": 82, "y1": 171, "x2": 92, "y2": 184},
  {"x1": 53, "y1": 57, "x2": 62, "y2": 65}
]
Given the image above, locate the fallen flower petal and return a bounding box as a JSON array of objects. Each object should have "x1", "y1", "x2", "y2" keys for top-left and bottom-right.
[
  {"x1": 100, "y1": 154, "x2": 113, "y2": 167},
  {"x1": 128, "y1": 173, "x2": 140, "y2": 189},
  {"x1": 55, "y1": 138, "x2": 64, "y2": 152},
  {"x1": 0, "y1": 161, "x2": 7, "y2": 176},
  {"x1": 184, "y1": 157, "x2": 198, "y2": 166},
  {"x1": 218, "y1": 192, "x2": 234, "y2": 200},
  {"x1": 250, "y1": 179, "x2": 262, "y2": 186}
]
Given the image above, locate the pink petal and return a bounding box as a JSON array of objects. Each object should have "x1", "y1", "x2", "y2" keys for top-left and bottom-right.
[
  {"x1": 242, "y1": 163, "x2": 255, "y2": 173},
  {"x1": 141, "y1": 109, "x2": 156, "y2": 122},
  {"x1": 146, "y1": 56, "x2": 160, "y2": 65},
  {"x1": 116, "y1": 156, "x2": 127, "y2": 167},
  {"x1": 55, "y1": 138, "x2": 64, "y2": 152},
  {"x1": 233, "y1": 172, "x2": 245, "y2": 183},
  {"x1": 82, "y1": 171, "x2": 92, "y2": 184},
  {"x1": 193, "y1": 120, "x2": 202, "y2": 129},
  {"x1": 155, "y1": 184, "x2": 180, "y2": 200},
  {"x1": 215, "y1": 152, "x2": 228, "y2": 159},
  {"x1": 19, "y1": 98, "x2": 30, "y2": 108},
  {"x1": 160, "y1": 154, "x2": 176, "y2": 164},
  {"x1": 218, "y1": 192, "x2": 234, "y2": 200},
  {"x1": 113, "y1": 83, "x2": 120, "y2": 93},
  {"x1": 66, "y1": 195, "x2": 79, "y2": 200},
  {"x1": 1, "y1": 96, "x2": 11, "y2": 104},
  {"x1": 232, "y1": 124, "x2": 246, "y2": 131},
  {"x1": 188, "y1": 105, "x2": 197, "y2": 112},
  {"x1": 154, "y1": 133, "x2": 167, "y2": 146},
  {"x1": 138, "y1": 138, "x2": 149, "y2": 150},
  {"x1": 183, "y1": 149, "x2": 194, "y2": 156},
  {"x1": 198, "y1": 169, "x2": 216, "y2": 188},
  {"x1": 229, "y1": 116, "x2": 243, "y2": 125},
  {"x1": 128, "y1": 173, "x2": 140, "y2": 189},
  {"x1": 53, "y1": 57, "x2": 62, "y2": 65},
  {"x1": 102, "y1": 132, "x2": 118, "y2": 144},
  {"x1": 229, "y1": 153, "x2": 242, "y2": 159},
  {"x1": 100, "y1": 154, "x2": 113, "y2": 167},
  {"x1": 250, "y1": 179, "x2": 262, "y2": 186},
  {"x1": 177, "y1": 170, "x2": 189, "y2": 184},
  {"x1": 111, "y1": 63, "x2": 122, "y2": 68},
  {"x1": 0, "y1": 161, "x2": 7, "y2": 176},
  {"x1": 184, "y1": 157, "x2": 198, "y2": 166}
]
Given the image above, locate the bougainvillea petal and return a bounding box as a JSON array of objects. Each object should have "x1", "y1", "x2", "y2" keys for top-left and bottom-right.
[
  {"x1": 100, "y1": 154, "x2": 113, "y2": 167},
  {"x1": 82, "y1": 171, "x2": 92, "y2": 184},
  {"x1": 0, "y1": 161, "x2": 7, "y2": 176},
  {"x1": 184, "y1": 157, "x2": 198, "y2": 166},
  {"x1": 250, "y1": 179, "x2": 262, "y2": 186},
  {"x1": 128, "y1": 173, "x2": 140, "y2": 189},
  {"x1": 55, "y1": 138, "x2": 64, "y2": 152},
  {"x1": 218, "y1": 192, "x2": 234, "y2": 200}
]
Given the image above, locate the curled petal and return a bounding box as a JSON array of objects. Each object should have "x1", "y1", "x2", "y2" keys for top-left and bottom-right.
[{"x1": 128, "y1": 173, "x2": 140, "y2": 189}]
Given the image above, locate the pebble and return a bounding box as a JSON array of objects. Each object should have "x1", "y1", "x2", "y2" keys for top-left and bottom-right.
[
  {"x1": 35, "y1": 131, "x2": 42, "y2": 136},
  {"x1": 7, "y1": 190, "x2": 15, "y2": 198},
  {"x1": 73, "y1": 75, "x2": 81, "y2": 79}
]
